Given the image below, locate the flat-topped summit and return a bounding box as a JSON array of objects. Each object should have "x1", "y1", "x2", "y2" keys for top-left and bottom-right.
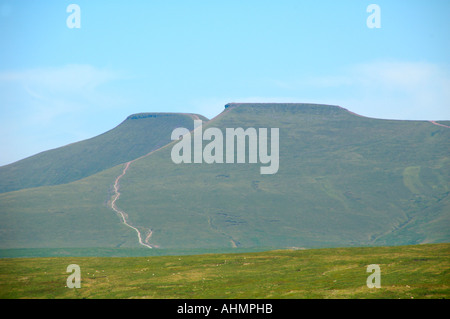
[
  {"x1": 126, "y1": 113, "x2": 207, "y2": 121},
  {"x1": 224, "y1": 102, "x2": 355, "y2": 117},
  {"x1": 126, "y1": 113, "x2": 176, "y2": 120},
  {"x1": 224, "y1": 102, "x2": 341, "y2": 108}
]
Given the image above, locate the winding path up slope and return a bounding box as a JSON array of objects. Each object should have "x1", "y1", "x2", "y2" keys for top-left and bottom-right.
[{"x1": 108, "y1": 113, "x2": 215, "y2": 248}]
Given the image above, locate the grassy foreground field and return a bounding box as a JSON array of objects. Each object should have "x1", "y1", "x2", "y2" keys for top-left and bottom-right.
[{"x1": 0, "y1": 243, "x2": 448, "y2": 299}]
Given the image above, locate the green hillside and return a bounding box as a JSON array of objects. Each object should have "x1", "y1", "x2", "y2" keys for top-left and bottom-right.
[
  {"x1": 0, "y1": 243, "x2": 448, "y2": 299},
  {"x1": 118, "y1": 103, "x2": 450, "y2": 249},
  {"x1": 0, "y1": 103, "x2": 448, "y2": 252},
  {"x1": 0, "y1": 113, "x2": 207, "y2": 193},
  {"x1": 0, "y1": 165, "x2": 133, "y2": 248}
]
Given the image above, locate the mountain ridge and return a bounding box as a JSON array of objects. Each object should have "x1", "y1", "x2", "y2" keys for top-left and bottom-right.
[
  {"x1": 0, "y1": 103, "x2": 448, "y2": 254},
  {"x1": 114, "y1": 103, "x2": 449, "y2": 250},
  {"x1": 0, "y1": 112, "x2": 207, "y2": 193}
]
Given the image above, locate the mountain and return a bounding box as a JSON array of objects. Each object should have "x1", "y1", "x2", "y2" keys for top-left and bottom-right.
[
  {"x1": 0, "y1": 103, "x2": 448, "y2": 252},
  {"x1": 0, "y1": 113, "x2": 207, "y2": 193}
]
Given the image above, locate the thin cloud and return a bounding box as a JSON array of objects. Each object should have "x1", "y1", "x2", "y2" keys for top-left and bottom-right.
[
  {"x1": 0, "y1": 64, "x2": 120, "y2": 93},
  {"x1": 270, "y1": 60, "x2": 450, "y2": 120},
  {"x1": 0, "y1": 64, "x2": 125, "y2": 122},
  {"x1": 0, "y1": 64, "x2": 127, "y2": 165}
]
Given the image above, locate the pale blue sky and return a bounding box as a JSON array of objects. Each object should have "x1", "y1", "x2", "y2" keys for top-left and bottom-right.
[{"x1": 0, "y1": 0, "x2": 449, "y2": 165}]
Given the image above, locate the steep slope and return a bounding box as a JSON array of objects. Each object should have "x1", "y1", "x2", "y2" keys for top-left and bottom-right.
[
  {"x1": 0, "y1": 113, "x2": 206, "y2": 249},
  {"x1": 117, "y1": 103, "x2": 449, "y2": 249},
  {"x1": 0, "y1": 113, "x2": 207, "y2": 193},
  {"x1": 0, "y1": 104, "x2": 448, "y2": 252},
  {"x1": 0, "y1": 165, "x2": 131, "y2": 249}
]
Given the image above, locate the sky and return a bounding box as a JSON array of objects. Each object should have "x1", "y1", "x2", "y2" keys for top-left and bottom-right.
[{"x1": 0, "y1": 0, "x2": 449, "y2": 166}]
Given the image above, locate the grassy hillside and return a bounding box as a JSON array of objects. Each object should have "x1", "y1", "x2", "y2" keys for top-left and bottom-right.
[
  {"x1": 0, "y1": 103, "x2": 448, "y2": 251},
  {"x1": 0, "y1": 165, "x2": 135, "y2": 248},
  {"x1": 118, "y1": 104, "x2": 449, "y2": 249},
  {"x1": 0, "y1": 113, "x2": 207, "y2": 193},
  {"x1": 0, "y1": 243, "x2": 448, "y2": 299}
]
